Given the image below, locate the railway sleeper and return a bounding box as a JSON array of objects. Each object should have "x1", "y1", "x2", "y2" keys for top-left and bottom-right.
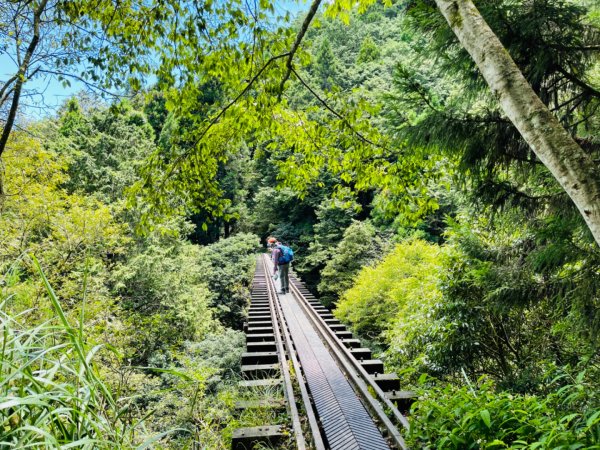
[
  {"x1": 246, "y1": 333, "x2": 275, "y2": 342},
  {"x1": 360, "y1": 359, "x2": 385, "y2": 374},
  {"x1": 341, "y1": 338, "x2": 361, "y2": 348},
  {"x1": 248, "y1": 314, "x2": 271, "y2": 321},
  {"x1": 350, "y1": 347, "x2": 372, "y2": 360},
  {"x1": 249, "y1": 304, "x2": 270, "y2": 310},
  {"x1": 231, "y1": 425, "x2": 285, "y2": 450},
  {"x1": 241, "y1": 351, "x2": 279, "y2": 365},
  {"x1": 247, "y1": 320, "x2": 273, "y2": 327},
  {"x1": 246, "y1": 341, "x2": 277, "y2": 352},
  {"x1": 239, "y1": 378, "x2": 283, "y2": 389},
  {"x1": 249, "y1": 305, "x2": 269, "y2": 310},
  {"x1": 335, "y1": 330, "x2": 353, "y2": 339},
  {"x1": 372, "y1": 373, "x2": 401, "y2": 391},
  {"x1": 247, "y1": 314, "x2": 272, "y2": 321},
  {"x1": 244, "y1": 321, "x2": 273, "y2": 333},
  {"x1": 234, "y1": 399, "x2": 286, "y2": 411},
  {"x1": 385, "y1": 390, "x2": 417, "y2": 413},
  {"x1": 249, "y1": 302, "x2": 269, "y2": 308},
  {"x1": 242, "y1": 363, "x2": 280, "y2": 379},
  {"x1": 247, "y1": 326, "x2": 274, "y2": 334},
  {"x1": 328, "y1": 323, "x2": 347, "y2": 332}
]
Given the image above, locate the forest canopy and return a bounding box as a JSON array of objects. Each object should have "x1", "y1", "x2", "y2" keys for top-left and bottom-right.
[{"x1": 1, "y1": 0, "x2": 599, "y2": 448}]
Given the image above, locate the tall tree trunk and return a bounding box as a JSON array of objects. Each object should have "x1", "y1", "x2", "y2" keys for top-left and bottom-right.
[
  {"x1": 0, "y1": 0, "x2": 48, "y2": 158},
  {"x1": 434, "y1": 0, "x2": 600, "y2": 247}
]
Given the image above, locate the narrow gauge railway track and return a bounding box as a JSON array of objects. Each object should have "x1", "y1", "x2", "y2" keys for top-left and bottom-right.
[
  {"x1": 232, "y1": 258, "x2": 305, "y2": 450},
  {"x1": 232, "y1": 255, "x2": 413, "y2": 449}
]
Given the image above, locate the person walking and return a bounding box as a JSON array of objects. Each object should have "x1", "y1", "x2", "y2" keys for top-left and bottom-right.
[{"x1": 267, "y1": 237, "x2": 293, "y2": 294}]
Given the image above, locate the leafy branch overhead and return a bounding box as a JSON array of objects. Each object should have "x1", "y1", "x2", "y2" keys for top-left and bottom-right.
[
  {"x1": 4, "y1": 0, "x2": 598, "y2": 245},
  {"x1": 127, "y1": 0, "x2": 600, "y2": 250},
  {"x1": 129, "y1": 0, "x2": 438, "y2": 232},
  {"x1": 0, "y1": 0, "x2": 599, "y2": 448}
]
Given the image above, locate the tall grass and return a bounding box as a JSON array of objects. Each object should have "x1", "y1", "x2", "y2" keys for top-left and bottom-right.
[{"x1": 0, "y1": 258, "x2": 170, "y2": 449}]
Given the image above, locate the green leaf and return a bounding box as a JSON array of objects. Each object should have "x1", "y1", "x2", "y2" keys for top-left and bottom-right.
[
  {"x1": 0, "y1": 398, "x2": 50, "y2": 410},
  {"x1": 480, "y1": 409, "x2": 492, "y2": 428},
  {"x1": 586, "y1": 410, "x2": 600, "y2": 428},
  {"x1": 136, "y1": 429, "x2": 189, "y2": 449}
]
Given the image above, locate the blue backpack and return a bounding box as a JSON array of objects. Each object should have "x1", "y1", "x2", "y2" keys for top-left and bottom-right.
[{"x1": 277, "y1": 245, "x2": 294, "y2": 264}]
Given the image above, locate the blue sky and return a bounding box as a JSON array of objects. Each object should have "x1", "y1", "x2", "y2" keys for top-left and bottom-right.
[
  {"x1": 0, "y1": 0, "x2": 310, "y2": 121},
  {"x1": 0, "y1": 53, "x2": 81, "y2": 118}
]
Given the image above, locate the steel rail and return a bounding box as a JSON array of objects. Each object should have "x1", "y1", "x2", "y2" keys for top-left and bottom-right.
[
  {"x1": 261, "y1": 256, "x2": 306, "y2": 450},
  {"x1": 288, "y1": 276, "x2": 410, "y2": 450},
  {"x1": 262, "y1": 255, "x2": 326, "y2": 450}
]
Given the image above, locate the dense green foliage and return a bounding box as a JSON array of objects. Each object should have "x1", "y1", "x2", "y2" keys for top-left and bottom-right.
[
  {"x1": 408, "y1": 374, "x2": 600, "y2": 449},
  {"x1": 0, "y1": 102, "x2": 261, "y2": 447},
  {"x1": 318, "y1": 220, "x2": 385, "y2": 307},
  {"x1": 316, "y1": 1, "x2": 599, "y2": 446},
  {"x1": 1, "y1": 0, "x2": 600, "y2": 447},
  {"x1": 1, "y1": 266, "x2": 139, "y2": 449},
  {"x1": 335, "y1": 238, "x2": 443, "y2": 349}
]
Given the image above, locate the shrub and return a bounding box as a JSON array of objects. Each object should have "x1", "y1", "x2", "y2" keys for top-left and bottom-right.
[
  {"x1": 112, "y1": 239, "x2": 216, "y2": 365},
  {"x1": 195, "y1": 233, "x2": 260, "y2": 328},
  {"x1": 0, "y1": 261, "x2": 172, "y2": 449},
  {"x1": 318, "y1": 220, "x2": 385, "y2": 307},
  {"x1": 409, "y1": 374, "x2": 600, "y2": 449},
  {"x1": 335, "y1": 239, "x2": 444, "y2": 357}
]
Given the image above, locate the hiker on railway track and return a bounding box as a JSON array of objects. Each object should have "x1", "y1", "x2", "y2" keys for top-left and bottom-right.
[{"x1": 267, "y1": 237, "x2": 293, "y2": 294}]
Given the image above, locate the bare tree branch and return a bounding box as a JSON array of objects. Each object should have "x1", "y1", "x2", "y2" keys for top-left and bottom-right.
[
  {"x1": 193, "y1": 52, "x2": 290, "y2": 147},
  {"x1": 277, "y1": 0, "x2": 322, "y2": 99},
  {"x1": 0, "y1": 0, "x2": 49, "y2": 158},
  {"x1": 549, "y1": 44, "x2": 600, "y2": 52},
  {"x1": 0, "y1": 75, "x2": 19, "y2": 108},
  {"x1": 557, "y1": 67, "x2": 600, "y2": 99},
  {"x1": 290, "y1": 66, "x2": 388, "y2": 151},
  {"x1": 37, "y1": 69, "x2": 128, "y2": 98}
]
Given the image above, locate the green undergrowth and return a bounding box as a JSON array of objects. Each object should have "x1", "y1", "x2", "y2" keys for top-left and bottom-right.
[
  {"x1": 408, "y1": 374, "x2": 600, "y2": 449},
  {"x1": 335, "y1": 234, "x2": 600, "y2": 449},
  {"x1": 0, "y1": 256, "x2": 287, "y2": 449},
  {"x1": 219, "y1": 382, "x2": 292, "y2": 450},
  {"x1": 0, "y1": 258, "x2": 176, "y2": 448}
]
